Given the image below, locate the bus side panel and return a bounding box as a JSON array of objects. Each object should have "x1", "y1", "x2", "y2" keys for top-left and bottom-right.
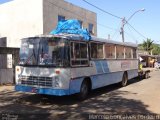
[
  {"x1": 69, "y1": 78, "x2": 84, "y2": 94},
  {"x1": 69, "y1": 71, "x2": 124, "y2": 94},
  {"x1": 90, "y1": 69, "x2": 138, "y2": 90},
  {"x1": 70, "y1": 59, "x2": 138, "y2": 91},
  {"x1": 69, "y1": 71, "x2": 124, "y2": 95},
  {"x1": 91, "y1": 72, "x2": 124, "y2": 89},
  {"x1": 127, "y1": 69, "x2": 138, "y2": 80},
  {"x1": 70, "y1": 66, "x2": 96, "y2": 94}
]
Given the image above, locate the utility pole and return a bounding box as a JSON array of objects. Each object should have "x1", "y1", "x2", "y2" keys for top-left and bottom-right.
[
  {"x1": 120, "y1": 17, "x2": 126, "y2": 42},
  {"x1": 120, "y1": 8, "x2": 145, "y2": 43}
]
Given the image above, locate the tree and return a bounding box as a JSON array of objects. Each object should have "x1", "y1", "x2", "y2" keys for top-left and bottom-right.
[
  {"x1": 142, "y1": 38, "x2": 154, "y2": 55},
  {"x1": 152, "y1": 44, "x2": 160, "y2": 55}
]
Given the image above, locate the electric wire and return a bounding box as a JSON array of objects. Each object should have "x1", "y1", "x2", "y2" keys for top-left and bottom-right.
[
  {"x1": 127, "y1": 22, "x2": 147, "y2": 40},
  {"x1": 126, "y1": 24, "x2": 138, "y2": 42},
  {"x1": 82, "y1": 0, "x2": 122, "y2": 19},
  {"x1": 82, "y1": 0, "x2": 147, "y2": 41}
]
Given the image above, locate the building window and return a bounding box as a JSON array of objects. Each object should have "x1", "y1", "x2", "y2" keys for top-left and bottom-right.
[
  {"x1": 105, "y1": 44, "x2": 115, "y2": 59},
  {"x1": 78, "y1": 20, "x2": 83, "y2": 28},
  {"x1": 125, "y1": 47, "x2": 132, "y2": 59},
  {"x1": 116, "y1": 45, "x2": 124, "y2": 59},
  {"x1": 88, "y1": 23, "x2": 94, "y2": 34},
  {"x1": 90, "y1": 42, "x2": 104, "y2": 59},
  {"x1": 71, "y1": 42, "x2": 88, "y2": 66},
  {"x1": 58, "y1": 15, "x2": 65, "y2": 22}
]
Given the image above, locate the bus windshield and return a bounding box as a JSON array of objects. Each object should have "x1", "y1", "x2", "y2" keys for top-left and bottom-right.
[{"x1": 19, "y1": 37, "x2": 70, "y2": 67}]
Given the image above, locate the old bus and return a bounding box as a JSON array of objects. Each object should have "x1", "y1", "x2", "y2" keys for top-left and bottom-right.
[{"x1": 15, "y1": 34, "x2": 138, "y2": 100}]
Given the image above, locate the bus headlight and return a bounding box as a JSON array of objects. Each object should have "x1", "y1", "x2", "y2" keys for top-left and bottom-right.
[{"x1": 15, "y1": 66, "x2": 23, "y2": 84}]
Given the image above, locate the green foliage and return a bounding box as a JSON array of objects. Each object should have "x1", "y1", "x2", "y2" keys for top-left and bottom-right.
[
  {"x1": 138, "y1": 38, "x2": 160, "y2": 55},
  {"x1": 152, "y1": 44, "x2": 160, "y2": 55},
  {"x1": 142, "y1": 38, "x2": 153, "y2": 54},
  {"x1": 138, "y1": 44, "x2": 143, "y2": 50}
]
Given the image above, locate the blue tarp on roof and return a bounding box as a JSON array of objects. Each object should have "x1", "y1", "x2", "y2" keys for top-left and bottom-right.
[{"x1": 50, "y1": 19, "x2": 91, "y2": 40}]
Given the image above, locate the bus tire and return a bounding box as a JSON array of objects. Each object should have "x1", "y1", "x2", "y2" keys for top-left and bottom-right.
[
  {"x1": 77, "y1": 80, "x2": 90, "y2": 100},
  {"x1": 144, "y1": 72, "x2": 149, "y2": 79},
  {"x1": 121, "y1": 72, "x2": 128, "y2": 87}
]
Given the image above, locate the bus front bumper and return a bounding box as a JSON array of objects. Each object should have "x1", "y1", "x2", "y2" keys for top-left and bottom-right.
[{"x1": 15, "y1": 85, "x2": 70, "y2": 96}]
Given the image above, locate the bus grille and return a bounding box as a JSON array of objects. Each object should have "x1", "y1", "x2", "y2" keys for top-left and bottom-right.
[{"x1": 20, "y1": 76, "x2": 52, "y2": 87}]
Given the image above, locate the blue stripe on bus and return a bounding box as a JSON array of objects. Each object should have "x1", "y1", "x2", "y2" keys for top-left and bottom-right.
[
  {"x1": 95, "y1": 61, "x2": 110, "y2": 74},
  {"x1": 15, "y1": 85, "x2": 70, "y2": 96},
  {"x1": 101, "y1": 61, "x2": 110, "y2": 73},
  {"x1": 95, "y1": 61, "x2": 103, "y2": 73}
]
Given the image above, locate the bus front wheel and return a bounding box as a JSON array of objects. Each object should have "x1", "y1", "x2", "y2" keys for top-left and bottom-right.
[
  {"x1": 77, "y1": 80, "x2": 90, "y2": 100},
  {"x1": 121, "y1": 72, "x2": 128, "y2": 87}
]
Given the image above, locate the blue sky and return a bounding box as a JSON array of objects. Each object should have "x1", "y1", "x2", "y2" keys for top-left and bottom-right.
[
  {"x1": 0, "y1": 0, "x2": 12, "y2": 4},
  {"x1": 0, "y1": 0, "x2": 160, "y2": 44},
  {"x1": 65, "y1": 0, "x2": 160, "y2": 44}
]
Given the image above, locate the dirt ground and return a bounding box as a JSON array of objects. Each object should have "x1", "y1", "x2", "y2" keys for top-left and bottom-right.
[{"x1": 0, "y1": 69, "x2": 160, "y2": 120}]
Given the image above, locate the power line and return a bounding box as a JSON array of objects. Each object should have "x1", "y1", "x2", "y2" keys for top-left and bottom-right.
[
  {"x1": 127, "y1": 22, "x2": 147, "y2": 40},
  {"x1": 111, "y1": 22, "x2": 121, "y2": 39},
  {"x1": 111, "y1": 30, "x2": 119, "y2": 40},
  {"x1": 111, "y1": 29, "x2": 136, "y2": 42},
  {"x1": 82, "y1": 0, "x2": 147, "y2": 42},
  {"x1": 97, "y1": 23, "x2": 119, "y2": 31},
  {"x1": 126, "y1": 24, "x2": 138, "y2": 42},
  {"x1": 125, "y1": 32, "x2": 138, "y2": 44},
  {"x1": 82, "y1": 0, "x2": 122, "y2": 19}
]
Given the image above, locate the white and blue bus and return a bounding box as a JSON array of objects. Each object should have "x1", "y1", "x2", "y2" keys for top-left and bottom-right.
[{"x1": 15, "y1": 34, "x2": 138, "y2": 100}]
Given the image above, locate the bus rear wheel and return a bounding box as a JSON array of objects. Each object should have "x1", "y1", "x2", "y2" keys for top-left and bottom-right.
[
  {"x1": 77, "y1": 80, "x2": 90, "y2": 100},
  {"x1": 121, "y1": 72, "x2": 128, "y2": 87},
  {"x1": 144, "y1": 72, "x2": 149, "y2": 79}
]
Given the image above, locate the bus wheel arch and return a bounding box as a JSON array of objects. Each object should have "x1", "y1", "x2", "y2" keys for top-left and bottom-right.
[
  {"x1": 76, "y1": 77, "x2": 92, "y2": 100},
  {"x1": 121, "y1": 71, "x2": 128, "y2": 87}
]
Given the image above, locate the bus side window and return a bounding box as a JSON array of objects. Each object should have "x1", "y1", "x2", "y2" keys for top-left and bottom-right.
[
  {"x1": 97, "y1": 44, "x2": 103, "y2": 58},
  {"x1": 91, "y1": 43, "x2": 97, "y2": 58},
  {"x1": 105, "y1": 44, "x2": 115, "y2": 59},
  {"x1": 91, "y1": 42, "x2": 104, "y2": 59},
  {"x1": 75, "y1": 43, "x2": 80, "y2": 58},
  {"x1": 125, "y1": 47, "x2": 132, "y2": 59},
  {"x1": 116, "y1": 45, "x2": 124, "y2": 59},
  {"x1": 71, "y1": 42, "x2": 88, "y2": 66},
  {"x1": 81, "y1": 43, "x2": 88, "y2": 58}
]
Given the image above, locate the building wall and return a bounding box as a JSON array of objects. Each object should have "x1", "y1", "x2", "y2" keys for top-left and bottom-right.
[
  {"x1": 0, "y1": 37, "x2": 7, "y2": 69},
  {"x1": 0, "y1": 37, "x2": 7, "y2": 47},
  {"x1": 0, "y1": 0, "x2": 97, "y2": 48},
  {"x1": 43, "y1": 0, "x2": 97, "y2": 36},
  {"x1": 0, "y1": 0, "x2": 43, "y2": 47}
]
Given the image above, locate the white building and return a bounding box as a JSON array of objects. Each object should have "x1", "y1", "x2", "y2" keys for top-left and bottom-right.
[{"x1": 0, "y1": 0, "x2": 97, "y2": 48}]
